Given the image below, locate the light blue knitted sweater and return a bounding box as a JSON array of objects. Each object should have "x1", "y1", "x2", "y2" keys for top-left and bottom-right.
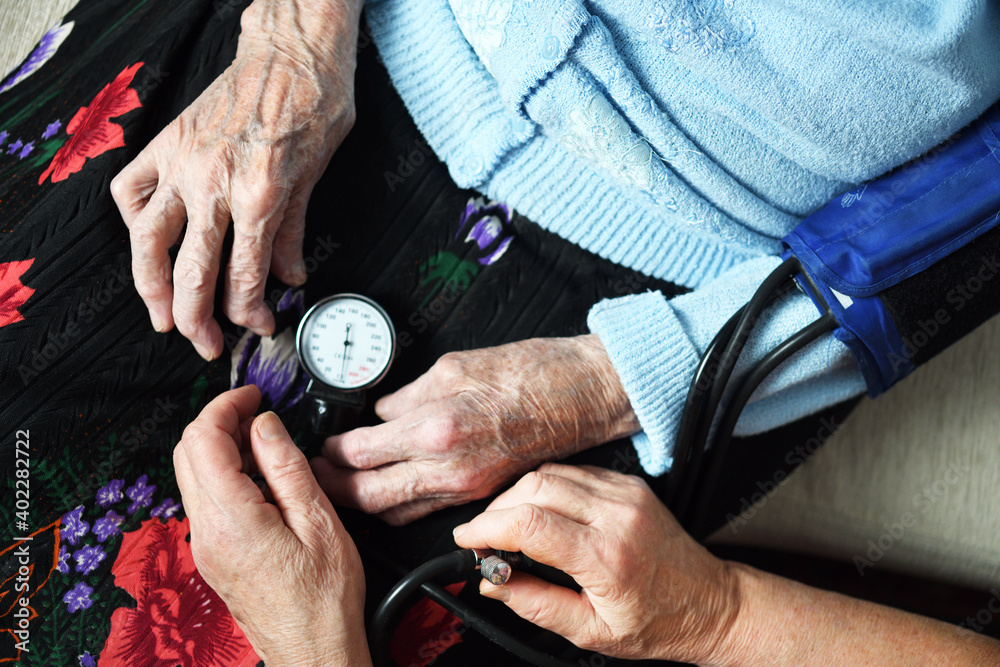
[{"x1": 365, "y1": 0, "x2": 1000, "y2": 475}]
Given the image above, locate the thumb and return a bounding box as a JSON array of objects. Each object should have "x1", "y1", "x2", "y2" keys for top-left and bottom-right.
[
  {"x1": 251, "y1": 411, "x2": 341, "y2": 538},
  {"x1": 479, "y1": 573, "x2": 595, "y2": 646}
]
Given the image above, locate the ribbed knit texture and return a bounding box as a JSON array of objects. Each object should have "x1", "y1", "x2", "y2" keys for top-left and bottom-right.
[
  {"x1": 586, "y1": 291, "x2": 701, "y2": 475},
  {"x1": 589, "y1": 257, "x2": 869, "y2": 475},
  {"x1": 366, "y1": 0, "x2": 1000, "y2": 475}
]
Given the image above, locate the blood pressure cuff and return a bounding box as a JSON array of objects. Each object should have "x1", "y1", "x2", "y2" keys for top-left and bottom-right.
[{"x1": 783, "y1": 102, "x2": 1000, "y2": 396}]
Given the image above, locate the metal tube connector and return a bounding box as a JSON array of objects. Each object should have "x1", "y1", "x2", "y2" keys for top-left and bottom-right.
[{"x1": 479, "y1": 555, "x2": 512, "y2": 585}]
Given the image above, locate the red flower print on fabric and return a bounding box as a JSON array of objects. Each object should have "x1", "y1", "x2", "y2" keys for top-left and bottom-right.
[
  {"x1": 39, "y1": 62, "x2": 144, "y2": 185},
  {"x1": 98, "y1": 518, "x2": 259, "y2": 667},
  {"x1": 0, "y1": 258, "x2": 35, "y2": 328}
]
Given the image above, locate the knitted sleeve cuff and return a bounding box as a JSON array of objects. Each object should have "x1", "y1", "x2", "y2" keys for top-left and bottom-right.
[
  {"x1": 587, "y1": 291, "x2": 701, "y2": 476},
  {"x1": 588, "y1": 256, "x2": 867, "y2": 478}
]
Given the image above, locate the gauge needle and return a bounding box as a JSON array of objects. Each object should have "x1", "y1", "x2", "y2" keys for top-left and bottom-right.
[{"x1": 340, "y1": 323, "x2": 351, "y2": 381}]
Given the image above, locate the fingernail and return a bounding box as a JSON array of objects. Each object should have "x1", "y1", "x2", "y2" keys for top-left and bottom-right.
[
  {"x1": 149, "y1": 309, "x2": 166, "y2": 332},
  {"x1": 249, "y1": 305, "x2": 275, "y2": 339},
  {"x1": 257, "y1": 411, "x2": 286, "y2": 442},
  {"x1": 193, "y1": 341, "x2": 217, "y2": 361},
  {"x1": 290, "y1": 260, "x2": 307, "y2": 285},
  {"x1": 480, "y1": 586, "x2": 511, "y2": 602},
  {"x1": 250, "y1": 325, "x2": 274, "y2": 339},
  {"x1": 452, "y1": 523, "x2": 468, "y2": 540}
]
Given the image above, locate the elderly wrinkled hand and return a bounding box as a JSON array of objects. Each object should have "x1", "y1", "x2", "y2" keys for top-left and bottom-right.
[
  {"x1": 173, "y1": 385, "x2": 371, "y2": 667},
  {"x1": 311, "y1": 335, "x2": 641, "y2": 525},
  {"x1": 113, "y1": 0, "x2": 361, "y2": 360},
  {"x1": 452, "y1": 463, "x2": 740, "y2": 665}
]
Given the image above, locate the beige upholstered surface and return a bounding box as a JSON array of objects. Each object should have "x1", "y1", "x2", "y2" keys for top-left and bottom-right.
[
  {"x1": 4, "y1": 0, "x2": 998, "y2": 591},
  {"x1": 709, "y1": 315, "x2": 1000, "y2": 590}
]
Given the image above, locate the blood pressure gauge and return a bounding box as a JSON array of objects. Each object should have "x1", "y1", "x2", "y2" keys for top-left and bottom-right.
[{"x1": 295, "y1": 294, "x2": 397, "y2": 444}]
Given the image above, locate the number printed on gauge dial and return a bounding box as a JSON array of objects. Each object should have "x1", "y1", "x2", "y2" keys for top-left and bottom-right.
[{"x1": 296, "y1": 294, "x2": 397, "y2": 391}]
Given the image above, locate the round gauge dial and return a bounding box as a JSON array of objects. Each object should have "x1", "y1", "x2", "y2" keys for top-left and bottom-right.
[{"x1": 296, "y1": 294, "x2": 396, "y2": 391}]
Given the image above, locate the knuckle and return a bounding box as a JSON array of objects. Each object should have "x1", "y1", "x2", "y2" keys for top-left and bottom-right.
[
  {"x1": 263, "y1": 452, "x2": 308, "y2": 486},
  {"x1": 130, "y1": 220, "x2": 168, "y2": 254},
  {"x1": 174, "y1": 256, "x2": 216, "y2": 294},
  {"x1": 622, "y1": 474, "x2": 653, "y2": 500},
  {"x1": 296, "y1": 501, "x2": 337, "y2": 541},
  {"x1": 624, "y1": 472, "x2": 649, "y2": 490},
  {"x1": 109, "y1": 172, "x2": 131, "y2": 204},
  {"x1": 232, "y1": 211, "x2": 269, "y2": 239},
  {"x1": 519, "y1": 470, "x2": 546, "y2": 497},
  {"x1": 234, "y1": 166, "x2": 278, "y2": 198},
  {"x1": 381, "y1": 508, "x2": 411, "y2": 527},
  {"x1": 233, "y1": 182, "x2": 286, "y2": 227},
  {"x1": 226, "y1": 261, "x2": 267, "y2": 294},
  {"x1": 132, "y1": 264, "x2": 171, "y2": 300},
  {"x1": 535, "y1": 462, "x2": 561, "y2": 476},
  {"x1": 607, "y1": 513, "x2": 649, "y2": 559},
  {"x1": 346, "y1": 433, "x2": 370, "y2": 468},
  {"x1": 187, "y1": 215, "x2": 226, "y2": 247},
  {"x1": 342, "y1": 104, "x2": 357, "y2": 132},
  {"x1": 432, "y1": 352, "x2": 465, "y2": 380},
  {"x1": 601, "y1": 538, "x2": 632, "y2": 575},
  {"x1": 172, "y1": 442, "x2": 185, "y2": 468},
  {"x1": 617, "y1": 502, "x2": 644, "y2": 529},
  {"x1": 180, "y1": 421, "x2": 209, "y2": 447},
  {"x1": 447, "y1": 466, "x2": 483, "y2": 494},
  {"x1": 428, "y1": 410, "x2": 463, "y2": 448},
  {"x1": 353, "y1": 482, "x2": 385, "y2": 514},
  {"x1": 513, "y1": 503, "x2": 547, "y2": 542}
]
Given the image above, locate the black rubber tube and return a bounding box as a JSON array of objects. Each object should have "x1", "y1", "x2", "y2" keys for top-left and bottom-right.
[
  {"x1": 665, "y1": 304, "x2": 744, "y2": 507},
  {"x1": 674, "y1": 258, "x2": 800, "y2": 520},
  {"x1": 689, "y1": 312, "x2": 837, "y2": 535},
  {"x1": 370, "y1": 550, "x2": 477, "y2": 666},
  {"x1": 366, "y1": 546, "x2": 590, "y2": 667}
]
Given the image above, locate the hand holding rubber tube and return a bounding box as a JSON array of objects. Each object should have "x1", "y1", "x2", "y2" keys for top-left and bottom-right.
[{"x1": 452, "y1": 463, "x2": 741, "y2": 665}]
